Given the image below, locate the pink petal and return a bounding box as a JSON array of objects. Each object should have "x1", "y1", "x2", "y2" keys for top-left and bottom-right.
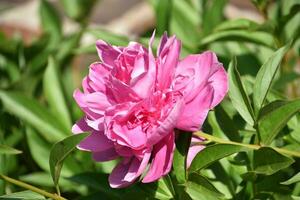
[
  {"x1": 175, "y1": 52, "x2": 216, "y2": 103},
  {"x1": 130, "y1": 55, "x2": 156, "y2": 99},
  {"x1": 142, "y1": 132, "x2": 175, "y2": 183},
  {"x1": 77, "y1": 131, "x2": 114, "y2": 152},
  {"x1": 112, "y1": 124, "x2": 147, "y2": 150},
  {"x1": 73, "y1": 90, "x2": 111, "y2": 130},
  {"x1": 106, "y1": 76, "x2": 141, "y2": 103},
  {"x1": 72, "y1": 117, "x2": 92, "y2": 134},
  {"x1": 146, "y1": 98, "x2": 183, "y2": 146},
  {"x1": 186, "y1": 136, "x2": 205, "y2": 168},
  {"x1": 109, "y1": 152, "x2": 151, "y2": 188},
  {"x1": 84, "y1": 62, "x2": 111, "y2": 93},
  {"x1": 209, "y1": 64, "x2": 229, "y2": 108},
  {"x1": 157, "y1": 36, "x2": 181, "y2": 90},
  {"x1": 92, "y1": 147, "x2": 119, "y2": 162},
  {"x1": 157, "y1": 32, "x2": 168, "y2": 56},
  {"x1": 96, "y1": 40, "x2": 122, "y2": 67},
  {"x1": 176, "y1": 85, "x2": 214, "y2": 131}
]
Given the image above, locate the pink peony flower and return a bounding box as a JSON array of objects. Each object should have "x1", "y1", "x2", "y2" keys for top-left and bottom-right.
[{"x1": 72, "y1": 32, "x2": 228, "y2": 188}]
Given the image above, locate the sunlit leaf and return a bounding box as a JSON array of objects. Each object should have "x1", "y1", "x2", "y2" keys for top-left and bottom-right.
[
  {"x1": 253, "y1": 43, "x2": 290, "y2": 113},
  {"x1": 0, "y1": 145, "x2": 22, "y2": 155},
  {"x1": 185, "y1": 174, "x2": 224, "y2": 200},
  {"x1": 44, "y1": 56, "x2": 72, "y2": 130},
  {"x1": 189, "y1": 144, "x2": 245, "y2": 173},
  {"x1": 0, "y1": 190, "x2": 45, "y2": 200},
  {"x1": 60, "y1": 0, "x2": 97, "y2": 22},
  {"x1": 258, "y1": 100, "x2": 300, "y2": 145},
  {"x1": 39, "y1": 0, "x2": 62, "y2": 46},
  {"x1": 88, "y1": 29, "x2": 129, "y2": 46},
  {"x1": 228, "y1": 57, "x2": 255, "y2": 125},
  {"x1": 49, "y1": 133, "x2": 89, "y2": 186},
  {"x1": 0, "y1": 91, "x2": 68, "y2": 142},
  {"x1": 139, "y1": 175, "x2": 174, "y2": 200},
  {"x1": 281, "y1": 172, "x2": 300, "y2": 185},
  {"x1": 253, "y1": 147, "x2": 294, "y2": 175},
  {"x1": 199, "y1": 30, "x2": 275, "y2": 48}
]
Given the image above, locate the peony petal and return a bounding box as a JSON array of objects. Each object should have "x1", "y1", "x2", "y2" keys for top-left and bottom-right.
[
  {"x1": 175, "y1": 52, "x2": 217, "y2": 103},
  {"x1": 96, "y1": 40, "x2": 122, "y2": 67},
  {"x1": 109, "y1": 152, "x2": 151, "y2": 188},
  {"x1": 209, "y1": 64, "x2": 229, "y2": 108},
  {"x1": 72, "y1": 117, "x2": 92, "y2": 134},
  {"x1": 147, "y1": 98, "x2": 183, "y2": 146},
  {"x1": 186, "y1": 136, "x2": 205, "y2": 168},
  {"x1": 92, "y1": 147, "x2": 119, "y2": 162},
  {"x1": 77, "y1": 131, "x2": 114, "y2": 152},
  {"x1": 112, "y1": 124, "x2": 147, "y2": 150},
  {"x1": 142, "y1": 132, "x2": 175, "y2": 183},
  {"x1": 157, "y1": 36, "x2": 181, "y2": 90},
  {"x1": 130, "y1": 55, "x2": 156, "y2": 99},
  {"x1": 85, "y1": 62, "x2": 111, "y2": 93},
  {"x1": 176, "y1": 85, "x2": 214, "y2": 131},
  {"x1": 124, "y1": 151, "x2": 151, "y2": 182},
  {"x1": 157, "y1": 32, "x2": 168, "y2": 56},
  {"x1": 106, "y1": 76, "x2": 141, "y2": 103}
]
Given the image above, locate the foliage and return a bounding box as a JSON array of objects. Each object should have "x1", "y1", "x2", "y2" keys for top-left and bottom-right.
[{"x1": 0, "y1": 0, "x2": 300, "y2": 199}]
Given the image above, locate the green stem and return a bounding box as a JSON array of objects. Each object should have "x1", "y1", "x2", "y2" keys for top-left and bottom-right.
[
  {"x1": 194, "y1": 131, "x2": 300, "y2": 158},
  {"x1": 0, "y1": 174, "x2": 67, "y2": 200}
]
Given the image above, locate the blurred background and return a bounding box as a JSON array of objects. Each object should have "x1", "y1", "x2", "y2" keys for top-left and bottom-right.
[{"x1": 0, "y1": 0, "x2": 299, "y2": 199}]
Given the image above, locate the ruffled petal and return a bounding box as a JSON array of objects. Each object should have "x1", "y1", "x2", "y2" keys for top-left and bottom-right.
[
  {"x1": 146, "y1": 98, "x2": 183, "y2": 146},
  {"x1": 92, "y1": 148, "x2": 119, "y2": 162},
  {"x1": 72, "y1": 117, "x2": 92, "y2": 134},
  {"x1": 142, "y1": 132, "x2": 175, "y2": 183},
  {"x1": 175, "y1": 52, "x2": 217, "y2": 103},
  {"x1": 77, "y1": 131, "x2": 114, "y2": 152},
  {"x1": 96, "y1": 40, "x2": 122, "y2": 67},
  {"x1": 176, "y1": 85, "x2": 214, "y2": 131},
  {"x1": 209, "y1": 64, "x2": 229, "y2": 108},
  {"x1": 157, "y1": 36, "x2": 181, "y2": 90},
  {"x1": 109, "y1": 151, "x2": 151, "y2": 188}
]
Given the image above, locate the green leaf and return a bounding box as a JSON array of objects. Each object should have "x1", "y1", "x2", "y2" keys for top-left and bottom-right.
[
  {"x1": 201, "y1": 0, "x2": 227, "y2": 35},
  {"x1": 185, "y1": 174, "x2": 224, "y2": 200},
  {"x1": 0, "y1": 91, "x2": 68, "y2": 142},
  {"x1": 88, "y1": 29, "x2": 129, "y2": 46},
  {"x1": 39, "y1": 0, "x2": 62, "y2": 46},
  {"x1": 139, "y1": 175, "x2": 174, "y2": 200},
  {"x1": 67, "y1": 172, "x2": 122, "y2": 199},
  {"x1": 26, "y1": 127, "x2": 81, "y2": 177},
  {"x1": 170, "y1": 0, "x2": 200, "y2": 49},
  {"x1": 150, "y1": 0, "x2": 171, "y2": 35},
  {"x1": 60, "y1": 0, "x2": 97, "y2": 22},
  {"x1": 0, "y1": 145, "x2": 22, "y2": 155},
  {"x1": 56, "y1": 32, "x2": 82, "y2": 63},
  {"x1": 228, "y1": 57, "x2": 255, "y2": 125},
  {"x1": 0, "y1": 190, "x2": 45, "y2": 200},
  {"x1": 258, "y1": 99, "x2": 300, "y2": 145},
  {"x1": 20, "y1": 172, "x2": 70, "y2": 188},
  {"x1": 173, "y1": 132, "x2": 191, "y2": 184},
  {"x1": 253, "y1": 43, "x2": 290, "y2": 113},
  {"x1": 199, "y1": 30, "x2": 275, "y2": 48},
  {"x1": 49, "y1": 133, "x2": 89, "y2": 186},
  {"x1": 281, "y1": 172, "x2": 300, "y2": 185},
  {"x1": 214, "y1": 18, "x2": 259, "y2": 31},
  {"x1": 253, "y1": 147, "x2": 294, "y2": 175},
  {"x1": 43, "y1": 56, "x2": 71, "y2": 130},
  {"x1": 189, "y1": 144, "x2": 245, "y2": 173}
]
